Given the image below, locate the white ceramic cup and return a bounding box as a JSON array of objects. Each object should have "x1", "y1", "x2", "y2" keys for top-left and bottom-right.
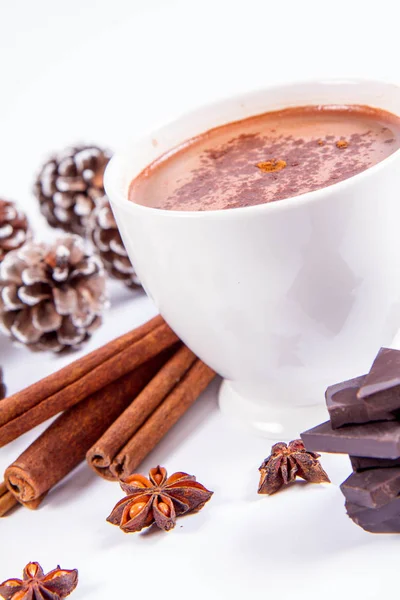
[{"x1": 105, "y1": 80, "x2": 400, "y2": 437}]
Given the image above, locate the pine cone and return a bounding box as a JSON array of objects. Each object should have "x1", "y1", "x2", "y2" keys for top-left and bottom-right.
[
  {"x1": 0, "y1": 199, "x2": 30, "y2": 262},
  {"x1": 89, "y1": 196, "x2": 140, "y2": 288},
  {"x1": 0, "y1": 366, "x2": 5, "y2": 399},
  {"x1": 34, "y1": 145, "x2": 111, "y2": 236},
  {"x1": 0, "y1": 235, "x2": 108, "y2": 352}
]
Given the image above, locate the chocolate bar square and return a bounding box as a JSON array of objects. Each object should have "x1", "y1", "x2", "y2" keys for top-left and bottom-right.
[
  {"x1": 358, "y1": 348, "x2": 400, "y2": 411},
  {"x1": 340, "y1": 468, "x2": 400, "y2": 508},
  {"x1": 326, "y1": 375, "x2": 396, "y2": 428},
  {"x1": 350, "y1": 456, "x2": 400, "y2": 471},
  {"x1": 346, "y1": 495, "x2": 400, "y2": 525},
  {"x1": 301, "y1": 420, "x2": 400, "y2": 459}
]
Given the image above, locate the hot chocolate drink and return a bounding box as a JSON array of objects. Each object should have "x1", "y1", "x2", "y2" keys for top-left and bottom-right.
[{"x1": 129, "y1": 105, "x2": 400, "y2": 211}]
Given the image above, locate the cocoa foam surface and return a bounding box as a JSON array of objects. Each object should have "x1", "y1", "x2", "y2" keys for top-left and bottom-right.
[{"x1": 129, "y1": 105, "x2": 400, "y2": 211}]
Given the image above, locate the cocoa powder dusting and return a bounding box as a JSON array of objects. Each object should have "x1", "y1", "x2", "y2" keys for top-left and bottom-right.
[{"x1": 129, "y1": 105, "x2": 400, "y2": 211}]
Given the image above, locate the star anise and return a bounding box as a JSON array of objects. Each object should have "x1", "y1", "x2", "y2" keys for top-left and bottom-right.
[
  {"x1": 107, "y1": 465, "x2": 213, "y2": 533},
  {"x1": 258, "y1": 439, "x2": 330, "y2": 495},
  {"x1": 0, "y1": 561, "x2": 78, "y2": 600}
]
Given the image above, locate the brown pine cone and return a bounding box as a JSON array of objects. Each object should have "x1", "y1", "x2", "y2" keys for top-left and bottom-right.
[
  {"x1": 34, "y1": 145, "x2": 111, "y2": 236},
  {"x1": 89, "y1": 196, "x2": 141, "y2": 288},
  {"x1": 0, "y1": 198, "x2": 30, "y2": 262},
  {"x1": 0, "y1": 235, "x2": 108, "y2": 352}
]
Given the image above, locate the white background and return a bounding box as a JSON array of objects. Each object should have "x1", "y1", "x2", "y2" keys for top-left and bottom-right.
[{"x1": 0, "y1": 1, "x2": 399, "y2": 598}]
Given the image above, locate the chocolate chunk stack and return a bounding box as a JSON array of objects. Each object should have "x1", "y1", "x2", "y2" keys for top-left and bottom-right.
[{"x1": 301, "y1": 348, "x2": 400, "y2": 533}]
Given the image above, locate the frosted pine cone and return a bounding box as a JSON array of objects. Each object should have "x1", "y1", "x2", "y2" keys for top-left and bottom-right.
[
  {"x1": 0, "y1": 235, "x2": 107, "y2": 352},
  {"x1": 0, "y1": 199, "x2": 30, "y2": 262},
  {"x1": 89, "y1": 196, "x2": 140, "y2": 288},
  {"x1": 34, "y1": 145, "x2": 111, "y2": 236},
  {"x1": 0, "y1": 366, "x2": 5, "y2": 399}
]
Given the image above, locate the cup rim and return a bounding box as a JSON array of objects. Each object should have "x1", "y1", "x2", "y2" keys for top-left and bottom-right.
[{"x1": 105, "y1": 77, "x2": 400, "y2": 220}]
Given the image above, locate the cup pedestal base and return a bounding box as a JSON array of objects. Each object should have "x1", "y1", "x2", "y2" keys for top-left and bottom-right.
[{"x1": 218, "y1": 379, "x2": 329, "y2": 439}]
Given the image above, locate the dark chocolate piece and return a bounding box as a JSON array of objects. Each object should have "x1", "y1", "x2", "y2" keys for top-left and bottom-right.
[
  {"x1": 348, "y1": 513, "x2": 400, "y2": 533},
  {"x1": 301, "y1": 420, "x2": 400, "y2": 459},
  {"x1": 363, "y1": 388, "x2": 400, "y2": 411},
  {"x1": 350, "y1": 455, "x2": 400, "y2": 471},
  {"x1": 326, "y1": 375, "x2": 395, "y2": 428},
  {"x1": 358, "y1": 347, "x2": 400, "y2": 401},
  {"x1": 346, "y1": 495, "x2": 400, "y2": 525},
  {"x1": 340, "y1": 468, "x2": 400, "y2": 508}
]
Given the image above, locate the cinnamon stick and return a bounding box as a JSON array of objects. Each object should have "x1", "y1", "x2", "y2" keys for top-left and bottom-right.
[
  {"x1": 0, "y1": 489, "x2": 18, "y2": 517},
  {"x1": 0, "y1": 320, "x2": 179, "y2": 447},
  {"x1": 87, "y1": 345, "x2": 197, "y2": 479},
  {"x1": 109, "y1": 360, "x2": 215, "y2": 480},
  {"x1": 0, "y1": 314, "x2": 163, "y2": 427},
  {"x1": 3, "y1": 350, "x2": 172, "y2": 508}
]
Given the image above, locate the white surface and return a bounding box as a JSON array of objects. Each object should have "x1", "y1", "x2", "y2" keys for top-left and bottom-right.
[
  {"x1": 1, "y1": 1, "x2": 400, "y2": 598},
  {"x1": 107, "y1": 79, "x2": 400, "y2": 438}
]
